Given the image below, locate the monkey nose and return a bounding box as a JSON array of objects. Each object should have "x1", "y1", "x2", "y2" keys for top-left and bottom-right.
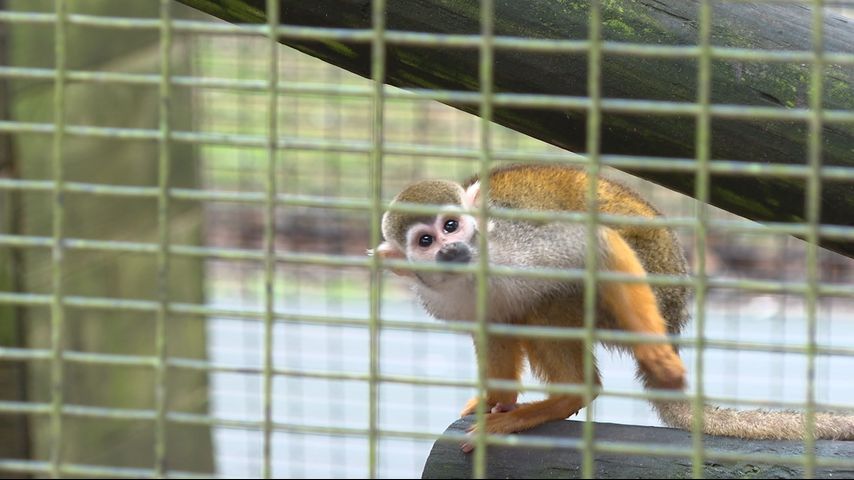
[{"x1": 436, "y1": 242, "x2": 472, "y2": 264}]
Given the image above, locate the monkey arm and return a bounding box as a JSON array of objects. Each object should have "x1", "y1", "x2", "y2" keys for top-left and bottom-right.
[
  {"x1": 461, "y1": 337, "x2": 598, "y2": 453},
  {"x1": 459, "y1": 336, "x2": 524, "y2": 418}
]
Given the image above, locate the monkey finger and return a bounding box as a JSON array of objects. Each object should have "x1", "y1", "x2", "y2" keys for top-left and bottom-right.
[
  {"x1": 461, "y1": 424, "x2": 479, "y2": 453},
  {"x1": 461, "y1": 423, "x2": 491, "y2": 453},
  {"x1": 460, "y1": 436, "x2": 475, "y2": 454}
]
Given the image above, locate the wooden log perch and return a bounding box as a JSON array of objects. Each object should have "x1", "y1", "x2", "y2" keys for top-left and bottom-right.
[
  {"x1": 175, "y1": 0, "x2": 854, "y2": 259},
  {"x1": 422, "y1": 417, "x2": 854, "y2": 479}
]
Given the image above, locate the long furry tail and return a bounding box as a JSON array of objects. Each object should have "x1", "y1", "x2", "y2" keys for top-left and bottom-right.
[{"x1": 653, "y1": 399, "x2": 854, "y2": 440}]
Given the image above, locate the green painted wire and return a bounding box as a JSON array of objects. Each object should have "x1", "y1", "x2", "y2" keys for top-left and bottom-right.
[
  {"x1": 154, "y1": 0, "x2": 174, "y2": 476},
  {"x1": 804, "y1": 0, "x2": 826, "y2": 478},
  {"x1": 368, "y1": 0, "x2": 387, "y2": 477},
  {"x1": 49, "y1": 0, "x2": 68, "y2": 477},
  {"x1": 582, "y1": 1, "x2": 603, "y2": 477},
  {"x1": 691, "y1": 0, "x2": 712, "y2": 477},
  {"x1": 262, "y1": 0, "x2": 281, "y2": 478},
  {"x1": 471, "y1": 0, "x2": 496, "y2": 477}
]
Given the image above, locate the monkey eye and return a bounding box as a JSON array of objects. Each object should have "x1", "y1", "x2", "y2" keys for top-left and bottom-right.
[
  {"x1": 443, "y1": 219, "x2": 459, "y2": 233},
  {"x1": 418, "y1": 234, "x2": 434, "y2": 248}
]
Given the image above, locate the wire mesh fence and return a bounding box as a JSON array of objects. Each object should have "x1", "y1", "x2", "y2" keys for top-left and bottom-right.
[{"x1": 0, "y1": 0, "x2": 853, "y2": 478}]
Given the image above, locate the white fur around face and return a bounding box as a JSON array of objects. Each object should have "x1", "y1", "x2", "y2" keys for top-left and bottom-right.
[
  {"x1": 410, "y1": 268, "x2": 569, "y2": 324},
  {"x1": 405, "y1": 218, "x2": 591, "y2": 324}
]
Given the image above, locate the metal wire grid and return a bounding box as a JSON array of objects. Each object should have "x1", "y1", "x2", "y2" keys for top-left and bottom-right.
[{"x1": 0, "y1": 0, "x2": 851, "y2": 478}]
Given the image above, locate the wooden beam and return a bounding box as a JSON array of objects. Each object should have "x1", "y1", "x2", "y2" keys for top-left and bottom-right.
[
  {"x1": 177, "y1": 0, "x2": 854, "y2": 258},
  {"x1": 423, "y1": 417, "x2": 854, "y2": 478}
]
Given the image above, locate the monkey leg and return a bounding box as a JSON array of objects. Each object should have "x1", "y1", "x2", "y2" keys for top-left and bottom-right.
[
  {"x1": 599, "y1": 228, "x2": 685, "y2": 389},
  {"x1": 461, "y1": 339, "x2": 599, "y2": 453},
  {"x1": 460, "y1": 336, "x2": 524, "y2": 417}
]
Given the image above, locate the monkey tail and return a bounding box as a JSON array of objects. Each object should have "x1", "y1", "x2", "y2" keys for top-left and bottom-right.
[
  {"x1": 643, "y1": 374, "x2": 854, "y2": 440},
  {"x1": 652, "y1": 399, "x2": 854, "y2": 440}
]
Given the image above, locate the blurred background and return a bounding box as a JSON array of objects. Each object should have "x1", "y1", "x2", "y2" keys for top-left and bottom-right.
[{"x1": 0, "y1": 1, "x2": 852, "y2": 478}]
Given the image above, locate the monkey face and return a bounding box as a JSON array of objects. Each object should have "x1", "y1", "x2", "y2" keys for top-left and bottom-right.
[
  {"x1": 405, "y1": 214, "x2": 477, "y2": 263},
  {"x1": 401, "y1": 213, "x2": 479, "y2": 288},
  {"x1": 372, "y1": 177, "x2": 483, "y2": 290}
]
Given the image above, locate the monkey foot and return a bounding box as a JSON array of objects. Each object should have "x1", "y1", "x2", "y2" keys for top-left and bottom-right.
[
  {"x1": 461, "y1": 419, "x2": 492, "y2": 454},
  {"x1": 459, "y1": 410, "x2": 532, "y2": 453},
  {"x1": 459, "y1": 397, "x2": 518, "y2": 418},
  {"x1": 458, "y1": 403, "x2": 520, "y2": 453},
  {"x1": 460, "y1": 404, "x2": 580, "y2": 453}
]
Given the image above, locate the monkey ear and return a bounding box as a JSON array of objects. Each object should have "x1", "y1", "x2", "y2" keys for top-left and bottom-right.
[
  {"x1": 370, "y1": 241, "x2": 404, "y2": 259},
  {"x1": 463, "y1": 181, "x2": 481, "y2": 208},
  {"x1": 369, "y1": 241, "x2": 414, "y2": 277}
]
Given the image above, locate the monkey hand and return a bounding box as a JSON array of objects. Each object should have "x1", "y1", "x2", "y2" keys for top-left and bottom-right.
[{"x1": 634, "y1": 343, "x2": 686, "y2": 390}]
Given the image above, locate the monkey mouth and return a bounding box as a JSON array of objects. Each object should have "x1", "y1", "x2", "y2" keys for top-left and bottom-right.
[{"x1": 414, "y1": 269, "x2": 474, "y2": 290}]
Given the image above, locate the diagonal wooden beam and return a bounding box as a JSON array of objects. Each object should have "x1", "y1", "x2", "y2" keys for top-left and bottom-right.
[{"x1": 177, "y1": 0, "x2": 854, "y2": 258}]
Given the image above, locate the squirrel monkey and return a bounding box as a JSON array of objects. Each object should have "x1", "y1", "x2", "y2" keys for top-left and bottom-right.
[{"x1": 374, "y1": 164, "x2": 854, "y2": 451}]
